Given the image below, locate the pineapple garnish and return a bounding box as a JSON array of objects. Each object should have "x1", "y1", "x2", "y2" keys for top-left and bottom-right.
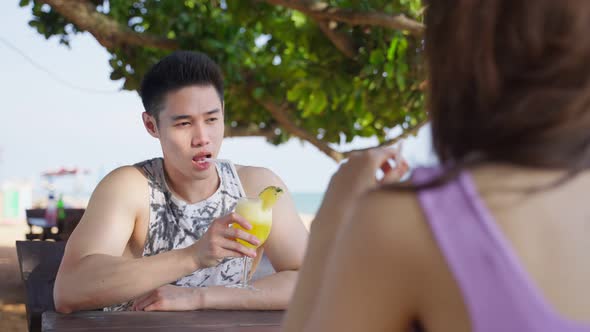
[{"x1": 258, "y1": 186, "x2": 284, "y2": 210}]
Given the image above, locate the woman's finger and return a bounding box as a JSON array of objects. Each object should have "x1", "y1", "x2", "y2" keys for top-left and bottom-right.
[
  {"x1": 380, "y1": 159, "x2": 409, "y2": 184},
  {"x1": 380, "y1": 159, "x2": 393, "y2": 175}
]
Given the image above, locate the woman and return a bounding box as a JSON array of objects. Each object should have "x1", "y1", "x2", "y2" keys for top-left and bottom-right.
[{"x1": 283, "y1": 1, "x2": 590, "y2": 331}]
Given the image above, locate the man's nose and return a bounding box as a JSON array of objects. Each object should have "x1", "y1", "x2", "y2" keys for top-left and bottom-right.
[{"x1": 191, "y1": 125, "x2": 211, "y2": 147}]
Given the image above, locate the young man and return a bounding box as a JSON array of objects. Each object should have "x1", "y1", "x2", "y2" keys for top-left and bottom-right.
[{"x1": 53, "y1": 51, "x2": 308, "y2": 312}]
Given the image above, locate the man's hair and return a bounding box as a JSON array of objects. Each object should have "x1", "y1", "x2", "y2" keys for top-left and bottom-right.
[{"x1": 139, "y1": 51, "x2": 224, "y2": 122}]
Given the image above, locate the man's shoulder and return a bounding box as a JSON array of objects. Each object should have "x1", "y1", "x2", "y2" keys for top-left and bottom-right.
[
  {"x1": 95, "y1": 165, "x2": 148, "y2": 198},
  {"x1": 235, "y1": 164, "x2": 282, "y2": 183},
  {"x1": 104, "y1": 157, "x2": 162, "y2": 185},
  {"x1": 105, "y1": 165, "x2": 147, "y2": 182},
  {"x1": 235, "y1": 164, "x2": 274, "y2": 177},
  {"x1": 82, "y1": 165, "x2": 149, "y2": 227},
  {"x1": 234, "y1": 165, "x2": 285, "y2": 196}
]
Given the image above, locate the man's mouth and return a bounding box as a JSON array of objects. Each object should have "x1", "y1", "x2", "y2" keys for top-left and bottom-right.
[{"x1": 192, "y1": 153, "x2": 212, "y2": 164}]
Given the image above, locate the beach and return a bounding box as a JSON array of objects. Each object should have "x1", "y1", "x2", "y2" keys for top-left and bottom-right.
[
  {"x1": 0, "y1": 223, "x2": 28, "y2": 332},
  {"x1": 299, "y1": 213, "x2": 314, "y2": 230}
]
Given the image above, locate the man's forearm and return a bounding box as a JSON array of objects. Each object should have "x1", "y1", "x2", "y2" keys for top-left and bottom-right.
[
  {"x1": 199, "y1": 270, "x2": 298, "y2": 310},
  {"x1": 54, "y1": 247, "x2": 198, "y2": 313}
]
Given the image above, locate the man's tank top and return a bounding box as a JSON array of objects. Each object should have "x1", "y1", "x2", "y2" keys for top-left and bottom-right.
[{"x1": 105, "y1": 158, "x2": 247, "y2": 311}]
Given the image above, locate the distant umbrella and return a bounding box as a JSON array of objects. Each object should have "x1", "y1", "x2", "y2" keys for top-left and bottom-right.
[{"x1": 41, "y1": 168, "x2": 90, "y2": 177}]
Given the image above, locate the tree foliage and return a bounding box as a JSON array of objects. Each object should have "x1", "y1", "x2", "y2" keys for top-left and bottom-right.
[{"x1": 20, "y1": 0, "x2": 426, "y2": 161}]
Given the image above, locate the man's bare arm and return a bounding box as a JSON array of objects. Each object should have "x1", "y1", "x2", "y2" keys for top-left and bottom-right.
[
  {"x1": 53, "y1": 166, "x2": 201, "y2": 312},
  {"x1": 54, "y1": 166, "x2": 259, "y2": 313}
]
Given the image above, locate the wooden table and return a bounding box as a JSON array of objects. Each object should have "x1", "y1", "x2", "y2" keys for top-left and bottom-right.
[{"x1": 42, "y1": 310, "x2": 284, "y2": 331}]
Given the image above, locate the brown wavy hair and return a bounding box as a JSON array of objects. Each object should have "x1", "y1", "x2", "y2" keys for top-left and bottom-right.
[{"x1": 424, "y1": 0, "x2": 590, "y2": 177}]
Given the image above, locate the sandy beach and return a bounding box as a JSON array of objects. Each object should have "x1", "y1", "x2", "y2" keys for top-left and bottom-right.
[
  {"x1": 299, "y1": 213, "x2": 314, "y2": 230},
  {"x1": 0, "y1": 223, "x2": 28, "y2": 332}
]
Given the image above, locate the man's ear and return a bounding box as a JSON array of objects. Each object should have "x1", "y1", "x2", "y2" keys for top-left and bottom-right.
[{"x1": 142, "y1": 112, "x2": 159, "y2": 138}]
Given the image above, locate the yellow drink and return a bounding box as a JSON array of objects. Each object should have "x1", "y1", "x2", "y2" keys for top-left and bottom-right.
[{"x1": 234, "y1": 198, "x2": 273, "y2": 249}]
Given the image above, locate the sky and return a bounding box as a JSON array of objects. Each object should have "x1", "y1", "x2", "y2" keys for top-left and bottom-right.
[{"x1": 0, "y1": 1, "x2": 435, "y2": 197}]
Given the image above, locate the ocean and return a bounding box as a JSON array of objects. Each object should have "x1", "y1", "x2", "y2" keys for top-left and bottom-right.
[{"x1": 291, "y1": 192, "x2": 324, "y2": 215}]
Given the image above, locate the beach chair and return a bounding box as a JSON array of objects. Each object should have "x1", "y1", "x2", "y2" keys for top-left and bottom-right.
[{"x1": 15, "y1": 240, "x2": 65, "y2": 332}]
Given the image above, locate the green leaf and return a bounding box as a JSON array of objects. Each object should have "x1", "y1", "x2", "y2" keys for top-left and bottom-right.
[
  {"x1": 286, "y1": 85, "x2": 304, "y2": 102},
  {"x1": 369, "y1": 49, "x2": 385, "y2": 65},
  {"x1": 184, "y1": 0, "x2": 196, "y2": 9},
  {"x1": 291, "y1": 11, "x2": 307, "y2": 28},
  {"x1": 253, "y1": 87, "x2": 265, "y2": 99},
  {"x1": 387, "y1": 36, "x2": 399, "y2": 61}
]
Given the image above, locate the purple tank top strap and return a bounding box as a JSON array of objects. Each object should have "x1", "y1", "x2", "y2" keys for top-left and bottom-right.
[{"x1": 412, "y1": 167, "x2": 589, "y2": 332}]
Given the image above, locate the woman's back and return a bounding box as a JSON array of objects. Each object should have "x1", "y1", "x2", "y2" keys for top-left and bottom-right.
[
  {"x1": 283, "y1": 1, "x2": 590, "y2": 331},
  {"x1": 415, "y1": 164, "x2": 590, "y2": 331}
]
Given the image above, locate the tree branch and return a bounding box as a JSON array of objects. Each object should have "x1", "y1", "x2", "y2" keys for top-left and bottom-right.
[
  {"x1": 342, "y1": 119, "x2": 428, "y2": 157},
  {"x1": 317, "y1": 20, "x2": 357, "y2": 59},
  {"x1": 38, "y1": 0, "x2": 178, "y2": 50},
  {"x1": 255, "y1": 97, "x2": 345, "y2": 161},
  {"x1": 262, "y1": 0, "x2": 425, "y2": 36}
]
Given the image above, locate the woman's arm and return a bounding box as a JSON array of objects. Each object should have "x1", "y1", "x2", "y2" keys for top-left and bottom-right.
[
  {"x1": 282, "y1": 148, "x2": 409, "y2": 331},
  {"x1": 299, "y1": 191, "x2": 423, "y2": 331}
]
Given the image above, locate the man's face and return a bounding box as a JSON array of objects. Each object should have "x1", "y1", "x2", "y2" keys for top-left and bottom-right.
[{"x1": 144, "y1": 85, "x2": 224, "y2": 181}]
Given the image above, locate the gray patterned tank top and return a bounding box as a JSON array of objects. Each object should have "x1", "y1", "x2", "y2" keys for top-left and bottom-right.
[{"x1": 104, "y1": 157, "x2": 246, "y2": 311}]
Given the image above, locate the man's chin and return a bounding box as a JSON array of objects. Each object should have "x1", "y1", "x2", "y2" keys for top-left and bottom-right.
[
  {"x1": 191, "y1": 159, "x2": 213, "y2": 171},
  {"x1": 189, "y1": 164, "x2": 216, "y2": 178}
]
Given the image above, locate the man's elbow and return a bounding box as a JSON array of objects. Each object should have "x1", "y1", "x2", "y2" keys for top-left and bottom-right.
[
  {"x1": 54, "y1": 302, "x2": 73, "y2": 314},
  {"x1": 54, "y1": 287, "x2": 105, "y2": 313},
  {"x1": 53, "y1": 290, "x2": 75, "y2": 314},
  {"x1": 53, "y1": 278, "x2": 85, "y2": 313},
  {"x1": 54, "y1": 289, "x2": 97, "y2": 314}
]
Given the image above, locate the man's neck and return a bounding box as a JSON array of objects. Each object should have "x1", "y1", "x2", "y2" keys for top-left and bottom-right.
[{"x1": 162, "y1": 161, "x2": 220, "y2": 204}]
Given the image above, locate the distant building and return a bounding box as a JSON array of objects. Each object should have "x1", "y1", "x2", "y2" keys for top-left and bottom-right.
[{"x1": 0, "y1": 180, "x2": 32, "y2": 224}]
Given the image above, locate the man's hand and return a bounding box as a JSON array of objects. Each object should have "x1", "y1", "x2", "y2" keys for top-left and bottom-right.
[
  {"x1": 189, "y1": 212, "x2": 261, "y2": 268},
  {"x1": 132, "y1": 285, "x2": 201, "y2": 311}
]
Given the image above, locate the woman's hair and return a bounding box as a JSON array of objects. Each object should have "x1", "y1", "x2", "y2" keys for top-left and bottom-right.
[
  {"x1": 394, "y1": 1, "x2": 590, "y2": 189},
  {"x1": 426, "y1": 0, "x2": 590, "y2": 170}
]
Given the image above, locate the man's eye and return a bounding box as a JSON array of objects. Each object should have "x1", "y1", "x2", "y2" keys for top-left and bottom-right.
[
  {"x1": 206, "y1": 118, "x2": 218, "y2": 123},
  {"x1": 176, "y1": 122, "x2": 190, "y2": 127}
]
